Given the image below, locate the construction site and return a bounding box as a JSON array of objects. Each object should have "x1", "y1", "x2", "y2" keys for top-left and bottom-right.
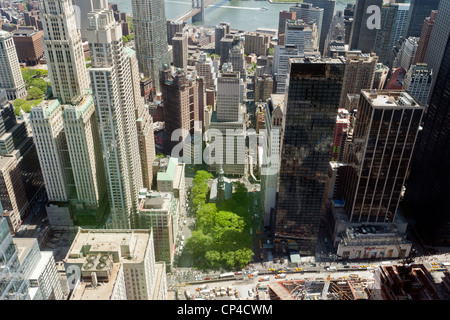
[{"x1": 267, "y1": 274, "x2": 374, "y2": 300}]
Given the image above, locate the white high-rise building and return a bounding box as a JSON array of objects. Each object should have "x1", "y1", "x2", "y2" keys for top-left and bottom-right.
[
  {"x1": 289, "y1": 3, "x2": 324, "y2": 46},
  {"x1": 391, "y1": 4, "x2": 410, "y2": 47},
  {"x1": 400, "y1": 37, "x2": 419, "y2": 71},
  {"x1": 64, "y1": 228, "x2": 168, "y2": 300},
  {"x1": 39, "y1": 0, "x2": 90, "y2": 104},
  {"x1": 260, "y1": 94, "x2": 285, "y2": 226},
  {"x1": 63, "y1": 92, "x2": 109, "y2": 222},
  {"x1": 87, "y1": 8, "x2": 143, "y2": 229},
  {"x1": 195, "y1": 53, "x2": 217, "y2": 90},
  {"x1": 30, "y1": 100, "x2": 68, "y2": 202},
  {"x1": 209, "y1": 63, "x2": 246, "y2": 176},
  {"x1": 228, "y1": 44, "x2": 246, "y2": 81},
  {"x1": 0, "y1": 30, "x2": 27, "y2": 101},
  {"x1": 273, "y1": 45, "x2": 321, "y2": 94},
  {"x1": 285, "y1": 19, "x2": 319, "y2": 54},
  {"x1": 126, "y1": 47, "x2": 156, "y2": 191},
  {"x1": 131, "y1": 0, "x2": 171, "y2": 93},
  {"x1": 216, "y1": 63, "x2": 241, "y2": 122},
  {"x1": 403, "y1": 63, "x2": 432, "y2": 107}
]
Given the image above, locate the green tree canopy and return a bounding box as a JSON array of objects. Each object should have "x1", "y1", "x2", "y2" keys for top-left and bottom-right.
[
  {"x1": 205, "y1": 251, "x2": 221, "y2": 268},
  {"x1": 27, "y1": 78, "x2": 48, "y2": 92},
  {"x1": 27, "y1": 87, "x2": 44, "y2": 100},
  {"x1": 193, "y1": 170, "x2": 213, "y2": 185}
]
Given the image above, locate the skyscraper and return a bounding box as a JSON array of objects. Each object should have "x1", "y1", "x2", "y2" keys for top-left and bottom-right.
[
  {"x1": 275, "y1": 56, "x2": 344, "y2": 255},
  {"x1": 0, "y1": 30, "x2": 27, "y2": 100},
  {"x1": 290, "y1": 3, "x2": 324, "y2": 48},
  {"x1": 63, "y1": 92, "x2": 109, "y2": 225},
  {"x1": 160, "y1": 67, "x2": 200, "y2": 155},
  {"x1": 132, "y1": 0, "x2": 171, "y2": 93},
  {"x1": 308, "y1": 0, "x2": 336, "y2": 54},
  {"x1": 127, "y1": 48, "x2": 156, "y2": 191},
  {"x1": 244, "y1": 32, "x2": 270, "y2": 57},
  {"x1": 87, "y1": 8, "x2": 143, "y2": 229},
  {"x1": 340, "y1": 90, "x2": 424, "y2": 224},
  {"x1": 172, "y1": 32, "x2": 188, "y2": 69},
  {"x1": 215, "y1": 22, "x2": 230, "y2": 53},
  {"x1": 403, "y1": 0, "x2": 440, "y2": 38},
  {"x1": 64, "y1": 228, "x2": 168, "y2": 300},
  {"x1": 215, "y1": 63, "x2": 241, "y2": 122},
  {"x1": 30, "y1": 100, "x2": 68, "y2": 203},
  {"x1": 349, "y1": 0, "x2": 383, "y2": 54},
  {"x1": 0, "y1": 217, "x2": 29, "y2": 300},
  {"x1": 278, "y1": 10, "x2": 296, "y2": 46},
  {"x1": 0, "y1": 218, "x2": 64, "y2": 300},
  {"x1": 228, "y1": 43, "x2": 246, "y2": 81},
  {"x1": 405, "y1": 30, "x2": 450, "y2": 245},
  {"x1": 403, "y1": 63, "x2": 432, "y2": 107},
  {"x1": 39, "y1": 0, "x2": 90, "y2": 104},
  {"x1": 413, "y1": 10, "x2": 437, "y2": 65},
  {"x1": 399, "y1": 37, "x2": 419, "y2": 71},
  {"x1": 425, "y1": 0, "x2": 450, "y2": 77},
  {"x1": 195, "y1": 52, "x2": 217, "y2": 91},
  {"x1": 273, "y1": 44, "x2": 304, "y2": 94},
  {"x1": 72, "y1": 0, "x2": 108, "y2": 41},
  {"x1": 166, "y1": 20, "x2": 184, "y2": 46},
  {"x1": 373, "y1": 3, "x2": 410, "y2": 65},
  {"x1": 339, "y1": 51, "x2": 378, "y2": 109},
  {"x1": 208, "y1": 63, "x2": 246, "y2": 176},
  {"x1": 285, "y1": 19, "x2": 319, "y2": 54}
]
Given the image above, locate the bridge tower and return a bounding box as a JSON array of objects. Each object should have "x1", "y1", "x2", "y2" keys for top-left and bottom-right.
[{"x1": 191, "y1": 0, "x2": 205, "y2": 23}]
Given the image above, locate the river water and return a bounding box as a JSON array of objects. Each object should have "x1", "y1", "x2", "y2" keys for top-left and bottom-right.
[{"x1": 112, "y1": 0, "x2": 354, "y2": 31}]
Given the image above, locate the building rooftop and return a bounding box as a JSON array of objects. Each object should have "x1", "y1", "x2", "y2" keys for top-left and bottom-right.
[
  {"x1": 70, "y1": 262, "x2": 123, "y2": 300},
  {"x1": 13, "y1": 238, "x2": 37, "y2": 264},
  {"x1": 12, "y1": 29, "x2": 42, "y2": 37},
  {"x1": 0, "y1": 30, "x2": 11, "y2": 39},
  {"x1": 362, "y1": 90, "x2": 422, "y2": 109},
  {"x1": 65, "y1": 229, "x2": 153, "y2": 265},
  {"x1": 0, "y1": 154, "x2": 14, "y2": 170},
  {"x1": 139, "y1": 192, "x2": 173, "y2": 213},
  {"x1": 32, "y1": 99, "x2": 61, "y2": 118},
  {"x1": 157, "y1": 157, "x2": 178, "y2": 182}
]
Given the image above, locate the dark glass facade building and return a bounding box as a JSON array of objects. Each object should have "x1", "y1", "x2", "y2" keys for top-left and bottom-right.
[
  {"x1": 309, "y1": 0, "x2": 336, "y2": 54},
  {"x1": 405, "y1": 32, "x2": 450, "y2": 245},
  {"x1": 349, "y1": 0, "x2": 383, "y2": 53},
  {"x1": 275, "y1": 57, "x2": 344, "y2": 255},
  {"x1": 404, "y1": 0, "x2": 441, "y2": 38},
  {"x1": 340, "y1": 90, "x2": 424, "y2": 224}
]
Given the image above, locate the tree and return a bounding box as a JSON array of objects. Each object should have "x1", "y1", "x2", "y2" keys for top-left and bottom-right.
[
  {"x1": 122, "y1": 35, "x2": 129, "y2": 44},
  {"x1": 185, "y1": 230, "x2": 213, "y2": 255},
  {"x1": 193, "y1": 170, "x2": 213, "y2": 186},
  {"x1": 205, "y1": 251, "x2": 221, "y2": 268},
  {"x1": 21, "y1": 68, "x2": 37, "y2": 83},
  {"x1": 221, "y1": 251, "x2": 236, "y2": 269},
  {"x1": 232, "y1": 181, "x2": 249, "y2": 205},
  {"x1": 35, "y1": 69, "x2": 48, "y2": 78},
  {"x1": 234, "y1": 248, "x2": 254, "y2": 268},
  {"x1": 27, "y1": 87, "x2": 44, "y2": 100},
  {"x1": 196, "y1": 203, "x2": 217, "y2": 233},
  {"x1": 28, "y1": 78, "x2": 47, "y2": 92},
  {"x1": 13, "y1": 99, "x2": 26, "y2": 107},
  {"x1": 191, "y1": 170, "x2": 213, "y2": 209}
]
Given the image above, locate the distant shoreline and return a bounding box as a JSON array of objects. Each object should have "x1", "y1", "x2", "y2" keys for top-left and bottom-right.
[{"x1": 268, "y1": 0, "x2": 303, "y2": 3}]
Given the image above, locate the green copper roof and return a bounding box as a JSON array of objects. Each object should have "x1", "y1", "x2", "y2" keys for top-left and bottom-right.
[
  {"x1": 123, "y1": 47, "x2": 136, "y2": 58},
  {"x1": 43, "y1": 100, "x2": 61, "y2": 118},
  {"x1": 157, "y1": 157, "x2": 178, "y2": 182},
  {"x1": 77, "y1": 94, "x2": 94, "y2": 117}
]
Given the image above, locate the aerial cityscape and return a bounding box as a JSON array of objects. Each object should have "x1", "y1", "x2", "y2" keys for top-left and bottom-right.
[{"x1": 0, "y1": 0, "x2": 450, "y2": 309}]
